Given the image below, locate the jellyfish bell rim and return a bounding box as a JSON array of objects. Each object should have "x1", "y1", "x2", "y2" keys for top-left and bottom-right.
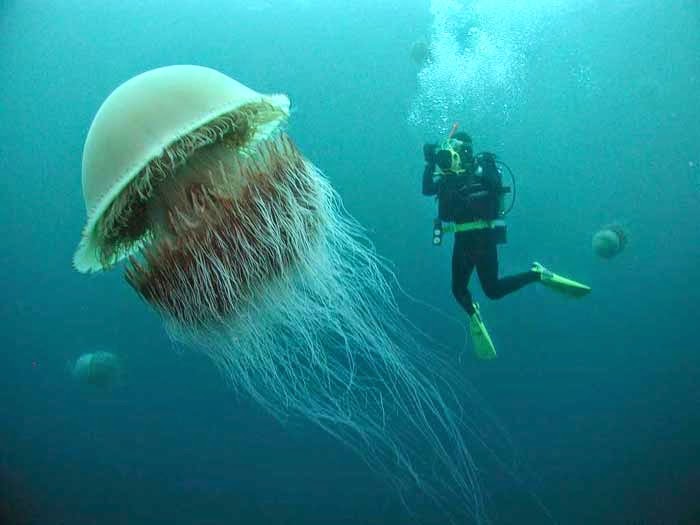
[{"x1": 73, "y1": 65, "x2": 291, "y2": 273}]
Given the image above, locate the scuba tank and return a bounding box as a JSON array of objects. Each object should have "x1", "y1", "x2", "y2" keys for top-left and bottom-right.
[{"x1": 493, "y1": 157, "x2": 515, "y2": 217}]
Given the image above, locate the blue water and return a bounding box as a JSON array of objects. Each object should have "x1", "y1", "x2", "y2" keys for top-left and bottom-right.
[{"x1": 1, "y1": 1, "x2": 699, "y2": 524}]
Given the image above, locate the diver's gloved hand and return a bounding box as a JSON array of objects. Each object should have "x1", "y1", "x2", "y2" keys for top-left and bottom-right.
[{"x1": 423, "y1": 143, "x2": 438, "y2": 164}]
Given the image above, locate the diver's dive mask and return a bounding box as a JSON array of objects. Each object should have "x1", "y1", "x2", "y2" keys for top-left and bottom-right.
[{"x1": 435, "y1": 138, "x2": 472, "y2": 174}]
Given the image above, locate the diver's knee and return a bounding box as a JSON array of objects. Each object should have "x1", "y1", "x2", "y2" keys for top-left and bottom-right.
[
  {"x1": 482, "y1": 286, "x2": 504, "y2": 300},
  {"x1": 451, "y1": 284, "x2": 470, "y2": 304}
]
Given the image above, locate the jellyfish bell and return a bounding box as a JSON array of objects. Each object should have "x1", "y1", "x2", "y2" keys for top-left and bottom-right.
[
  {"x1": 72, "y1": 351, "x2": 122, "y2": 389},
  {"x1": 592, "y1": 224, "x2": 628, "y2": 259},
  {"x1": 592, "y1": 229, "x2": 619, "y2": 258},
  {"x1": 73, "y1": 65, "x2": 489, "y2": 521},
  {"x1": 74, "y1": 65, "x2": 290, "y2": 273}
]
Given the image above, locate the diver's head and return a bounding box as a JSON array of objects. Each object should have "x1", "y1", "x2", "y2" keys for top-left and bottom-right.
[
  {"x1": 435, "y1": 132, "x2": 474, "y2": 174},
  {"x1": 453, "y1": 132, "x2": 474, "y2": 163}
]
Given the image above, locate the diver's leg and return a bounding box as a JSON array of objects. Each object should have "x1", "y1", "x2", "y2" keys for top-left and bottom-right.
[
  {"x1": 451, "y1": 234, "x2": 476, "y2": 315},
  {"x1": 476, "y1": 242, "x2": 539, "y2": 300},
  {"x1": 456, "y1": 234, "x2": 497, "y2": 359}
]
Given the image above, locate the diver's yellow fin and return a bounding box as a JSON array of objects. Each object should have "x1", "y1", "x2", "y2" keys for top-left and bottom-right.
[
  {"x1": 532, "y1": 262, "x2": 591, "y2": 298},
  {"x1": 469, "y1": 303, "x2": 497, "y2": 360}
]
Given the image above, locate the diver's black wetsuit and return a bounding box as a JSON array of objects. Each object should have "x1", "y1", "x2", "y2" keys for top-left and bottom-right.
[{"x1": 422, "y1": 155, "x2": 538, "y2": 316}]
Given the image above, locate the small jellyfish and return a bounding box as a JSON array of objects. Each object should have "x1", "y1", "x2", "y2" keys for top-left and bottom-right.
[
  {"x1": 410, "y1": 39, "x2": 432, "y2": 67},
  {"x1": 72, "y1": 351, "x2": 122, "y2": 389},
  {"x1": 592, "y1": 224, "x2": 628, "y2": 259}
]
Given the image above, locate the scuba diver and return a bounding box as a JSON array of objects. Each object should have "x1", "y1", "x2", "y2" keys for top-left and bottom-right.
[{"x1": 422, "y1": 127, "x2": 591, "y2": 359}]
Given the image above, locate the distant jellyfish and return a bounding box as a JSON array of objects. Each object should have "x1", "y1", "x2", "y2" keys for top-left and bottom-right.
[
  {"x1": 592, "y1": 224, "x2": 628, "y2": 259},
  {"x1": 410, "y1": 39, "x2": 432, "y2": 66},
  {"x1": 72, "y1": 351, "x2": 122, "y2": 389},
  {"x1": 73, "y1": 66, "x2": 484, "y2": 521}
]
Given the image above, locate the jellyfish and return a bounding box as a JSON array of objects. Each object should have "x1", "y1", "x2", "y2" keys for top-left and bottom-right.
[
  {"x1": 592, "y1": 224, "x2": 628, "y2": 259},
  {"x1": 73, "y1": 66, "x2": 483, "y2": 521},
  {"x1": 410, "y1": 39, "x2": 432, "y2": 67},
  {"x1": 71, "y1": 351, "x2": 122, "y2": 389}
]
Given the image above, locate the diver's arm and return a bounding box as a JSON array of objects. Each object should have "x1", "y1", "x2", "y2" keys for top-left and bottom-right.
[
  {"x1": 478, "y1": 152, "x2": 502, "y2": 192},
  {"x1": 422, "y1": 143, "x2": 439, "y2": 196},
  {"x1": 422, "y1": 163, "x2": 439, "y2": 196}
]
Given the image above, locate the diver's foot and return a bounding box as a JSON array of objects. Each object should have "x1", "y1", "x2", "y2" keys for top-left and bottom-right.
[
  {"x1": 531, "y1": 261, "x2": 591, "y2": 298},
  {"x1": 469, "y1": 303, "x2": 497, "y2": 360}
]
